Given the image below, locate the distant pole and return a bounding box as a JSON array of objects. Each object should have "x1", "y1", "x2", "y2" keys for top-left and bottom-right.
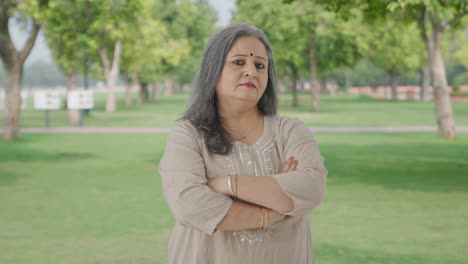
[
  {"x1": 84, "y1": 47, "x2": 90, "y2": 116},
  {"x1": 45, "y1": 110, "x2": 50, "y2": 128},
  {"x1": 83, "y1": 0, "x2": 91, "y2": 116}
]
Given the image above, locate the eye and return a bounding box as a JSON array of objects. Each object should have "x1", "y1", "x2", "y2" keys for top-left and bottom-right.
[
  {"x1": 255, "y1": 63, "x2": 265, "y2": 69},
  {"x1": 232, "y1": 60, "x2": 244, "y2": 65}
]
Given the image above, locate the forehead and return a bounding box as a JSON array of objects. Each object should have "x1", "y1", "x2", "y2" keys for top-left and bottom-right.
[{"x1": 227, "y1": 36, "x2": 268, "y2": 58}]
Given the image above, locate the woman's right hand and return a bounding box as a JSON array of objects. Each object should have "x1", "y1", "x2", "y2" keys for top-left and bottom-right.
[
  {"x1": 268, "y1": 209, "x2": 287, "y2": 224},
  {"x1": 281, "y1": 156, "x2": 298, "y2": 173},
  {"x1": 267, "y1": 156, "x2": 297, "y2": 225}
]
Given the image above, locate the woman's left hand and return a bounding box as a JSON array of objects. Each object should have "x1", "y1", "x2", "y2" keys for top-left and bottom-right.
[{"x1": 208, "y1": 177, "x2": 230, "y2": 195}]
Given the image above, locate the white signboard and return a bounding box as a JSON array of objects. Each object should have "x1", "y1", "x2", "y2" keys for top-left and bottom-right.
[
  {"x1": 0, "y1": 90, "x2": 28, "y2": 110},
  {"x1": 68, "y1": 90, "x2": 94, "y2": 110},
  {"x1": 21, "y1": 91, "x2": 28, "y2": 109},
  {"x1": 34, "y1": 90, "x2": 62, "y2": 110}
]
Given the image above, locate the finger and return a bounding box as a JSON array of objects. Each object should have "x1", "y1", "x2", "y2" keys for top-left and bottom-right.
[
  {"x1": 281, "y1": 157, "x2": 296, "y2": 172},
  {"x1": 289, "y1": 160, "x2": 298, "y2": 171},
  {"x1": 287, "y1": 160, "x2": 296, "y2": 172},
  {"x1": 281, "y1": 159, "x2": 293, "y2": 173}
]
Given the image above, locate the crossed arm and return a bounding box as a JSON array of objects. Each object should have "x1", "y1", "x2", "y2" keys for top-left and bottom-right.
[
  {"x1": 208, "y1": 157, "x2": 298, "y2": 231},
  {"x1": 159, "y1": 120, "x2": 327, "y2": 235}
]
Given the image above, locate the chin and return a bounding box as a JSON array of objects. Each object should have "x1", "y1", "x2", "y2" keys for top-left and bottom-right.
[{"x1": 234, "y1": 94, "x2": 261, "y2": 102}]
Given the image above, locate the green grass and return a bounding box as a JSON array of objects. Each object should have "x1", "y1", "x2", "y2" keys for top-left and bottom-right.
[
  {"x1": 1, "y1": 133, "x2": 467, "y2": 263},
  {"x1": 5, "y1": 92, "x2": 468, "y2": 128}
]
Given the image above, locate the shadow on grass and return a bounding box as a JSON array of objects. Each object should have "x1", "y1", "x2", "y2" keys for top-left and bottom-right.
[
  {"x1": 321, "y1": 141, "x2": 468, "y2": 193},
  {"x1": 315, "y1": 242, "x2": 462, "y2": 264},
  {"x1": 279, "y1": 95, "x2": 432, "y2": 114},
  {"x1": 0, "y1": 137, "x2": 95, "y2": 164},
  {"x1": 0, "y1": 168, "x2": 22, "y2": 186},
  {"x1": 91, "y1": 93, "x2": 188, "y2": 112},
  {"x1": 0, "y1": 144, "x2": 95, "y2": 185}
]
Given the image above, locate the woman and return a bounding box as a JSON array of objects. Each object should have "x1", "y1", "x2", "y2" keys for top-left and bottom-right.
[{"x1": 158, "y1": 23, "x2": 327, "y2": 264}]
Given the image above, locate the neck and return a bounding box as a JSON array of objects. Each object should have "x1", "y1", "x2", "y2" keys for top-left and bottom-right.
[
  {"x1": 217, "y1": 98, "x2": 260, "y2": 121},
  {"x1": 218, "y1": 103, "x2": 263, "y2": 141},
  {"x1": 220, "y1": 107, "x2": 260, "y2": 123}
]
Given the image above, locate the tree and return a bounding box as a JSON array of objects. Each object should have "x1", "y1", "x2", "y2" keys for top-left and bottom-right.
[
  {"x1": 120, "y1": 0, "x2": 190, "y2": 104},
  {"x1": 387, "y1": 0, "x2": 468, "y2": 138},
  {"x1": 236, "y1": 0, "x2": 366, "y2": 111},
  {"x1": 366, "y1": 19, "x2": 422, "y2": 100},
  {"x1": 85, "y1": 0, "x2": 141, "y2": 113},
  {"x1": 167, "y1": 0, "x2": 219, "y2": 86},
  {"x1": 318, "y1": 0, "x2": 468, "y2": 138},
  {"x1": 44, "y1": 0, "x2": 88, "y2": 126},
  {"x1": 0, "y1": 0, "x2": 49, "y2": 140},
  {"x1": 143, "y1": 0, "x2": 217, "y2": 97},
  {"x1": 452, "y1": 28, "x2": 468, "y2": 69}
]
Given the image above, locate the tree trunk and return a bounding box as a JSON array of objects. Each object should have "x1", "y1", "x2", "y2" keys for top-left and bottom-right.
[
  {"x1": 175, "y1": 82, "x2": 183, "y2": 93},
  {"x1": 329, "y1": 79, "x2": 338, "y2": 96},
  {"x1": 417, "y1": 7, "x2": 433, "y2": 101},
  {"x1": 65, "y1": 72, "x2": 80, "y2": 126},
  {"x1": 419, "y1": 64, "x2": 430, "y2": 101},
  {"x1": 298, "y1": 79, "x2": 304, "y2": 93},
  {"x1": 3, "y1": 66, "x2": 22, "y2": 139},
  {"x1": 418, "y1": 8, "x2": 455, "y2": 138},
  {"x1": 344, "y1": 69, "x2": 351, "y2": 92},
  {"x1": 290, "y1": 76, "x2": 298, "y2": 107},
  {"x1": 152, "y1": 82, "x2": 160, "y2": 102},
  {"x1": 320, "y1": 77, "x2": 327, "y2": 95},
  {"x1": 164, "y1": 78, "x2": 174, "y2": 96},
  {"x1": 124, "y1": 83, "x2": 133, "y2": 107},
  {"x1": 430, "y1": 27, "x2": 456, "y2": 139},
  {"x1": 288, "y1": 62, "x2": 298, "y2": 107},
  {"x1": 99, "y1": 39, "x2": 122, "y2": 113},
  {"x1": 309, "y1": 39, "x2": 320, "y2": 112},
  {"x1": 389, "y1": 71, "x2": 400, "y2": 101},
  {"x1": 139, "y1": 82, "x2": 149, "y2": 104},
  {"x1": 278, "y1": 80, "x2": 287, "y2": 94},
  {"x1": 125, "y1": 74, "x2": 137, "y2": 107},
  {"x1": 0, "y1": 14, "x2": 40, "y2": 140}
]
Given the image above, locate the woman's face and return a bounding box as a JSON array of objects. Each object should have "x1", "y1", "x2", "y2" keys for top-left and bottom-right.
[{"x1": 216, "y1": 36, "x2": 269, "y2": 106}]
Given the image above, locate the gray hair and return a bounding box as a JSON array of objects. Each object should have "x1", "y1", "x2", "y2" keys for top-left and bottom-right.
[{"x1": 181, "y1": 23, "x2": 278, "y2": 154}]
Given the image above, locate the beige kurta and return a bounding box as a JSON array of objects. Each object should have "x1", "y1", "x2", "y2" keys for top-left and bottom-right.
[{"x1": 158, "y1": 114, "x2": 327, "y2": 264}]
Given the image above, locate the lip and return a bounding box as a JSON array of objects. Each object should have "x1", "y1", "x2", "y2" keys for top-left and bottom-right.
[{"x1": 239, "y1": 82, "x2": 257, "y2": 89}]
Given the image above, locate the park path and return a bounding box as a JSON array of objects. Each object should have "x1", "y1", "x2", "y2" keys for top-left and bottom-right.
[{"x1": 6, "y1": 126, "x2": 468, "y2": 134}]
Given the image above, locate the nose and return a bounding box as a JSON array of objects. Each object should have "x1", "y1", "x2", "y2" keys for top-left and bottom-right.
[{"x1": 244, "y1": 61, "x2": 257, "y2": 79}]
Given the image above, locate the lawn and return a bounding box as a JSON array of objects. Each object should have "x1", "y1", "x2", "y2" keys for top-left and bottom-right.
[
  {"x1": 4, "y1": 92, "x2": 468, "y2": 128},
  {"x1": 1, "y1": 133, "x2": 467, "y2": 264}
]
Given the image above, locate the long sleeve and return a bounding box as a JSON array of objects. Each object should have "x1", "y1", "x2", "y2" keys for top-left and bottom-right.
[
  {"x1": 158, "y1": 121, "x2": 233, "y2": 235},
  {"x1": 271, "y1": 118, "x2": 327, "y2": 216}
]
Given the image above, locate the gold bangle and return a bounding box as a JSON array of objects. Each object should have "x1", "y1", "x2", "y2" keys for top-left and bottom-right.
[
  {"x1": 232, "y1": 175, "x2": 238, "y2": 198},
  {"x1": 263, "y1": 209, "x2": 269, "y2": 229},
  {"x1": 262, "y1": 208, "x2": 265, "y2": 230},
  {"x1": 258, "y1": 207, "x2": 264, "y2": 231},
  {"x1": 227, "y1": 176, "x2": 233, "y2": 196}
]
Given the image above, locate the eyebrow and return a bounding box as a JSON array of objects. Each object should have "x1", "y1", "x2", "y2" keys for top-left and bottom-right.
[{"x1": 232, "y1": 54, "x2": 267, "y2": 62}]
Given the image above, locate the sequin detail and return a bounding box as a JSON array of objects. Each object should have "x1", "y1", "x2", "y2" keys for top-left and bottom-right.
[
  {"x1": 232, "y1": 227, "x2": 274, "y2": 245},
  {"x1": 227, "y1": 117, "x2": 278, "y2": 245}
]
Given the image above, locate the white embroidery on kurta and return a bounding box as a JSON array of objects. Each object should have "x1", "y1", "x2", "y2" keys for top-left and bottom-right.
[{"x1": 227, "y1": 120, "x2": 278, "y2": 245}]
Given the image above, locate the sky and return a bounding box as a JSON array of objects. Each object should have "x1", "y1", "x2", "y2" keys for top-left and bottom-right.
[{"x1": 9, "y1": 0, "x2": 235, "y2": 66}]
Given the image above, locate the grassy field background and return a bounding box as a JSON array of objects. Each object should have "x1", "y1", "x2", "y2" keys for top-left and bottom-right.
[
  {"x1": 3, "y1": 92, "x2": 468, "y2": 128},
  {"x1": 1, "y1": 93, "x2": 468, "y2": 263},
  {"x1": 1, "y1": 132, "x2": 467, "y2": 264}
]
